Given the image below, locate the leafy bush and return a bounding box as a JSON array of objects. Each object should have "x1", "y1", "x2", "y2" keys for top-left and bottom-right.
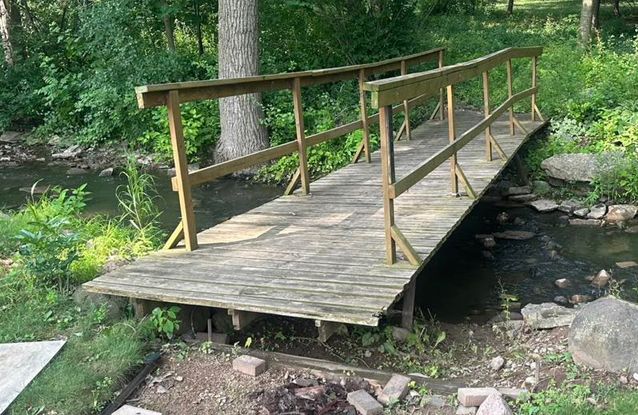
[{"x1": 150, "y1": 306, "x2": 181, "y2": 340}]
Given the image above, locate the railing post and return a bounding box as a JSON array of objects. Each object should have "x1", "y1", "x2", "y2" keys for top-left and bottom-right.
[
  {"x1": 379, "y1": 105, "x2": 397, "y2": 265},
  {"x1": 506, "y1": 58, "x2": 515, "y2": 135},
  {"x1": 358, "y1": 69, "x2": 372, "y2": 163},
  {"x1": 167, "y1": 90, "x2": 198, "y2": 251},
  {"x1": 292, "y1": 77, "x2": 311, "y2": 194},
  {"x1": 446, "y1": 85, "x2": 459, "y2": 196},
  {"x1": 438, "y1": 49, "x2": 445, "y2": 121},
  {"x1": 531, "y1": 55, "x2": 538, "y2": 122},
  {"x1": 482, "y1": 71, "x2": 493, "y2": 161},
  {"x1": 400, "y1": 60, "x2": 412, "y2": 140}
]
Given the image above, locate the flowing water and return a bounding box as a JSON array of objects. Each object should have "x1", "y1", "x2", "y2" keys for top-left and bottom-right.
[
  {"x1": 2, "y1": 163, "x2": 638, "y2": 322},
  {"x1": 0, "y1": 163, "x2": 281, "y2": 231}
]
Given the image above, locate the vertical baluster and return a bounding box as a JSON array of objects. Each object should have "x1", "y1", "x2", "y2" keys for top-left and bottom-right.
[
  {"x1": 482, "y1": 71, "x2": 493, "y2": 161},
  {"x1": 167, "y1": 90, "x2": 198, "y2": 251},
  {"x1": 400, "y1": 60, "x2": 412, "y2": 140},
  {"x1": 531, "y1": 55, "x2": 538, "y2": 122},
  {"x1": 379, "y1": 105, "x2": 396, "y2": 265},
  {"x1": 506, "y1": 59, "x2": 515, "y2": 135},
  {"x1": 438, "y1": 49, "x2": 445, "y2": 121},
  {"x1": 358, "y1": 69, "x2": 372, "y2": 163},
  {"x1": 446, "y1": 85, "x2": 459, "y2": 195},
  {"x1": 292, "y1": 77, "x2": 310, "y2": 194}
]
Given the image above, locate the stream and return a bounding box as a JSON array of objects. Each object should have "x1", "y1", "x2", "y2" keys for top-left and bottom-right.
[{"x1": 2, "y1": 163, "x2": 637, "y2": 323}]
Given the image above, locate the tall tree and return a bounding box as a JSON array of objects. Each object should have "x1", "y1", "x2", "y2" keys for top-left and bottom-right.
[
  {"x1": 215, "y1": 0, "x2": 268, "y2": 164},
  {"x1": 507, "y1": 0, "x2": 514, "y2": 15},
  {"x1": 0, "y1": 0, "x2": 15, "y2": 65},
  {"x1": 580, "y1": 0, "x2": 595, "y2": 44},
  {"x1": 613, "y1": 0, "x2": 620, "y2": 16},
  {"x1": 159, "y1": 0, "x2": 176, "y2": 51}
]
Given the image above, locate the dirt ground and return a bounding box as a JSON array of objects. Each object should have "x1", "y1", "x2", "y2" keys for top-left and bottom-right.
[{"x1": 128, "y1": 319, "x2": 634, "y2": 414}]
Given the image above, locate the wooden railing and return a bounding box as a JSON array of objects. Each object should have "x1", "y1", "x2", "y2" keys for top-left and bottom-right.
[
  {"x1": 135, "y1": 48, "x2": 446, "y2": 251},
  {"x1": 363, "y1": 47, "x2": 544, "y2": 266}
]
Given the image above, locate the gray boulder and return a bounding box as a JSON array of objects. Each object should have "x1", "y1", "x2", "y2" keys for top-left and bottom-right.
[
  {"x1": 72, "y1": 286, "x2": 127, "y2": 321},
  {"x1": 541, "y1": 153, "x2": 619, "y2": 183},
  {"x1": 587, "y1": 204, "x2": 607, "y2": 219},
  {"x1": 606, "y1": 205, "x2": 637, "y2": 222},
  {"x1": 528, "y1": 199, "x2": 559, "y2": 213},
  {"x1": 569, "y1": 297, "x2": 638, "y2": 373},
  {"x1": 521, "y1": 303, "x2": 576, "y2": 329}
]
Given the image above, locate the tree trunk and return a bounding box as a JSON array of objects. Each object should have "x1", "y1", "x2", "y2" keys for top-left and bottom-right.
[
  {"x1": 613, "y1": 0, "x2": 620, "y2": 16},
  {"x1": 591, "y1": 0, "x2": 601, "y2": 29},
  {"x1": 507, "y1": 0, "x2": 514, "y2": 15},
  {"x1": 215, "y1": 0, "x2": 268, "y2": 164},
  {"x1": 160, "y1": 0, "x2": 176, "y2": 51},
  {"x1": 0, "y1": 0, "x2": 14, "y2": 65},
  {"x1": 194, "y1": 0, "x2": 204, "y2": 55},
  {"x1": 580, "y1": 0, "x2": 594, "y2": 44}
]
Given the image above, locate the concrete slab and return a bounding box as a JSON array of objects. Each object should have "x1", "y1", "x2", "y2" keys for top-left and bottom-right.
[
  {"x1": 113, "y1": 405, "x2": 162, "y2": 415},
  {"x1": 0, "y1": 340, "x2": 66, "y2": 413}
]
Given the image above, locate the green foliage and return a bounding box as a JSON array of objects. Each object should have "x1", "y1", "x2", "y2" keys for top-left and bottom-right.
[
  {"x1": 588, "y1": 155, "x2": 638, "y2": 203},
  {"x1": 518, "y1": 384, "x2": 594, "y2": 415},
  {"x1": 116, "y1": 159, "x2": 163, "y2": 247},
  {"x1": 150, "y1": 306, "x2": 181, "y2": 340}
]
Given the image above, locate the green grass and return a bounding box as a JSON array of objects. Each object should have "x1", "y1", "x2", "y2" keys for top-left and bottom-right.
[{"x1": 0, "y1": 168, "x2": 161, "y2": 414}]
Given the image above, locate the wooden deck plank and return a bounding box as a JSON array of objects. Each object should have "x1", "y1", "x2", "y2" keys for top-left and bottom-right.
[{"x1": 84, "y1": 110, "x2": 545, "y2": 326}]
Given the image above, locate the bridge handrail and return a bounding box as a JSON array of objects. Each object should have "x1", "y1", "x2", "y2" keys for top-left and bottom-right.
[
  {"x1": 141, "y1": 48, "x2": 446, "y2": 251},
  {"x1": 135, "y1": 48, "x2": 444, "y2": 108},
  {"x1": 364, "y1": 47, "x2": 544, "y2": 267}
]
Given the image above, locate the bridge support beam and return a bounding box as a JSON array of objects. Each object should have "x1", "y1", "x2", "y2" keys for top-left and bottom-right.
[
  {"x1": 167, "y1": 90, "x2": 198, "y2": 251},
  {"x1": 292, "y1": 77, "x2": 311, "y2": 195},
  {"x1": 401, "y1": 279, "x2": 417, "y2": 330},
  {"x1": 379, "y1": 105, "x2": 397, "y2": 265}
]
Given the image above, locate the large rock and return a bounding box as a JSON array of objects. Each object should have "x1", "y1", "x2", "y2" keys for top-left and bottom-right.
[
  {"x1": 521, "y1": 303, "x2": 576, "y2": 329},
  {"x1": 569, "y1": 297, "x2": 638, "y2": 373},
  {"x1": 606, "y1": 205, "x2": 637, "y2": 222},
  {"x1": 528, "y1": 199, "x2": 559, "y2": 213},
  {"x1": 541, "y1": 153, "x2": 618, "y2": 183},
  {"x1": 476, "y1": 393, "x2": 512, "y2": 415},
  {"x1": 72, "y1": 286, "x2": 127, "y2": 321}
]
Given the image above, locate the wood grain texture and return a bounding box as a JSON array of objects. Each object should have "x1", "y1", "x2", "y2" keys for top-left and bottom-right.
[{"x1": 84, "y1": 111, "x2": 546, "y2": 326}]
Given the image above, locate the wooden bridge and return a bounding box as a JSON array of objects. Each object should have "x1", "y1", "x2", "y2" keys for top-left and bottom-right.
[{"x1": 84, "y1": 47, "x2": 546, "y2": 336}]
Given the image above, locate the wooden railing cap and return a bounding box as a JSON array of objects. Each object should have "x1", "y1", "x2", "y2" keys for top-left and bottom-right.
[
  {"x1": 363, "y1": 46, "x2": 542, "y2": 108},
  {"x1": 134, "y1": 47, "x2": 446, "y2": 109}
]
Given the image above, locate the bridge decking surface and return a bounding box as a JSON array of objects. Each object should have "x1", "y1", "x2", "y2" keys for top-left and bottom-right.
[{"x1": 84, "y1": 111, "x2": 544, "y2": 326}]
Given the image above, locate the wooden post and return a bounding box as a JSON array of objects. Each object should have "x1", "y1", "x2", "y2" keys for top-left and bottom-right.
[
  {"x1": 401, "y1": 279, "x2": 416, "y2": 330},
  {"x1": 167, "y1": 90, "x2": 198, "y2": 251},
  {"x1": 531, "y1": 55, "x2": 538, "y2": 122},
  {"x1": 400, "y1": 60, "x2": 412, "y2": 141},
  {"x1": 292, "y1": 77, "x2": 310, "y2": 194},
  {"x1": 358, "y1": 69, "x2": 372, "y2": 163},
  {"x1": 438, "y1": 49, "x2": 445, "y2": 121},
  {"x1": 482, "y1": 71, "x2": 493, "y2": 161},
  {"x1": 379, "y1": 105, "x2": 396, "y2": 265},
  {"x1": 446, "y1": 85, "x2": 459, "y2": 196},
  {"x1": 506, "y1": 59, "x2": 515, "y2": 136}
]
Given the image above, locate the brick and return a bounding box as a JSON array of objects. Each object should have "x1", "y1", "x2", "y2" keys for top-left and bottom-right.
[
  {"x1": 457, "y1": 387, "x2": 500, "y2": 407},
  {"x1": 113, "y1": 405, "x2": 162, "y2": 415},
  {"x1": 232, "y1": 355, "x2": 267, "y2": 376},
  {"x1": 347, "y1": 389, "x2": 383, "y2": 415},
  {"x1": 476, "y1": 392, "x2": 512, "y2": 415},
  {"x1": 377, "y1": 374, "x2": 411, "y2": 405}
]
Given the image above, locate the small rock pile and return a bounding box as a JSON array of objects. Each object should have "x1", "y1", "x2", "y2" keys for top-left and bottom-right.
[{"x1": 233, "y1": 355, "x2": 418, "y2": 414}]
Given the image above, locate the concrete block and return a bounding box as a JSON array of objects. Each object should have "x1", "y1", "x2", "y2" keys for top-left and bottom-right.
[
  {"x1": 456, "y1": 405, "x2": 478, "y2": 415},
  {"x1": 377, "y1": 374, "x2": 410, "y2": 404},
  {"x1": 347, "y1": 389, "x2": 383, "y2": 415},
  {"x1": 457, "y1": 387, "x2": 500, "y2": 407},
  {"x1": 232, "y1": 355, "x2": 267, "y2": 376}
]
